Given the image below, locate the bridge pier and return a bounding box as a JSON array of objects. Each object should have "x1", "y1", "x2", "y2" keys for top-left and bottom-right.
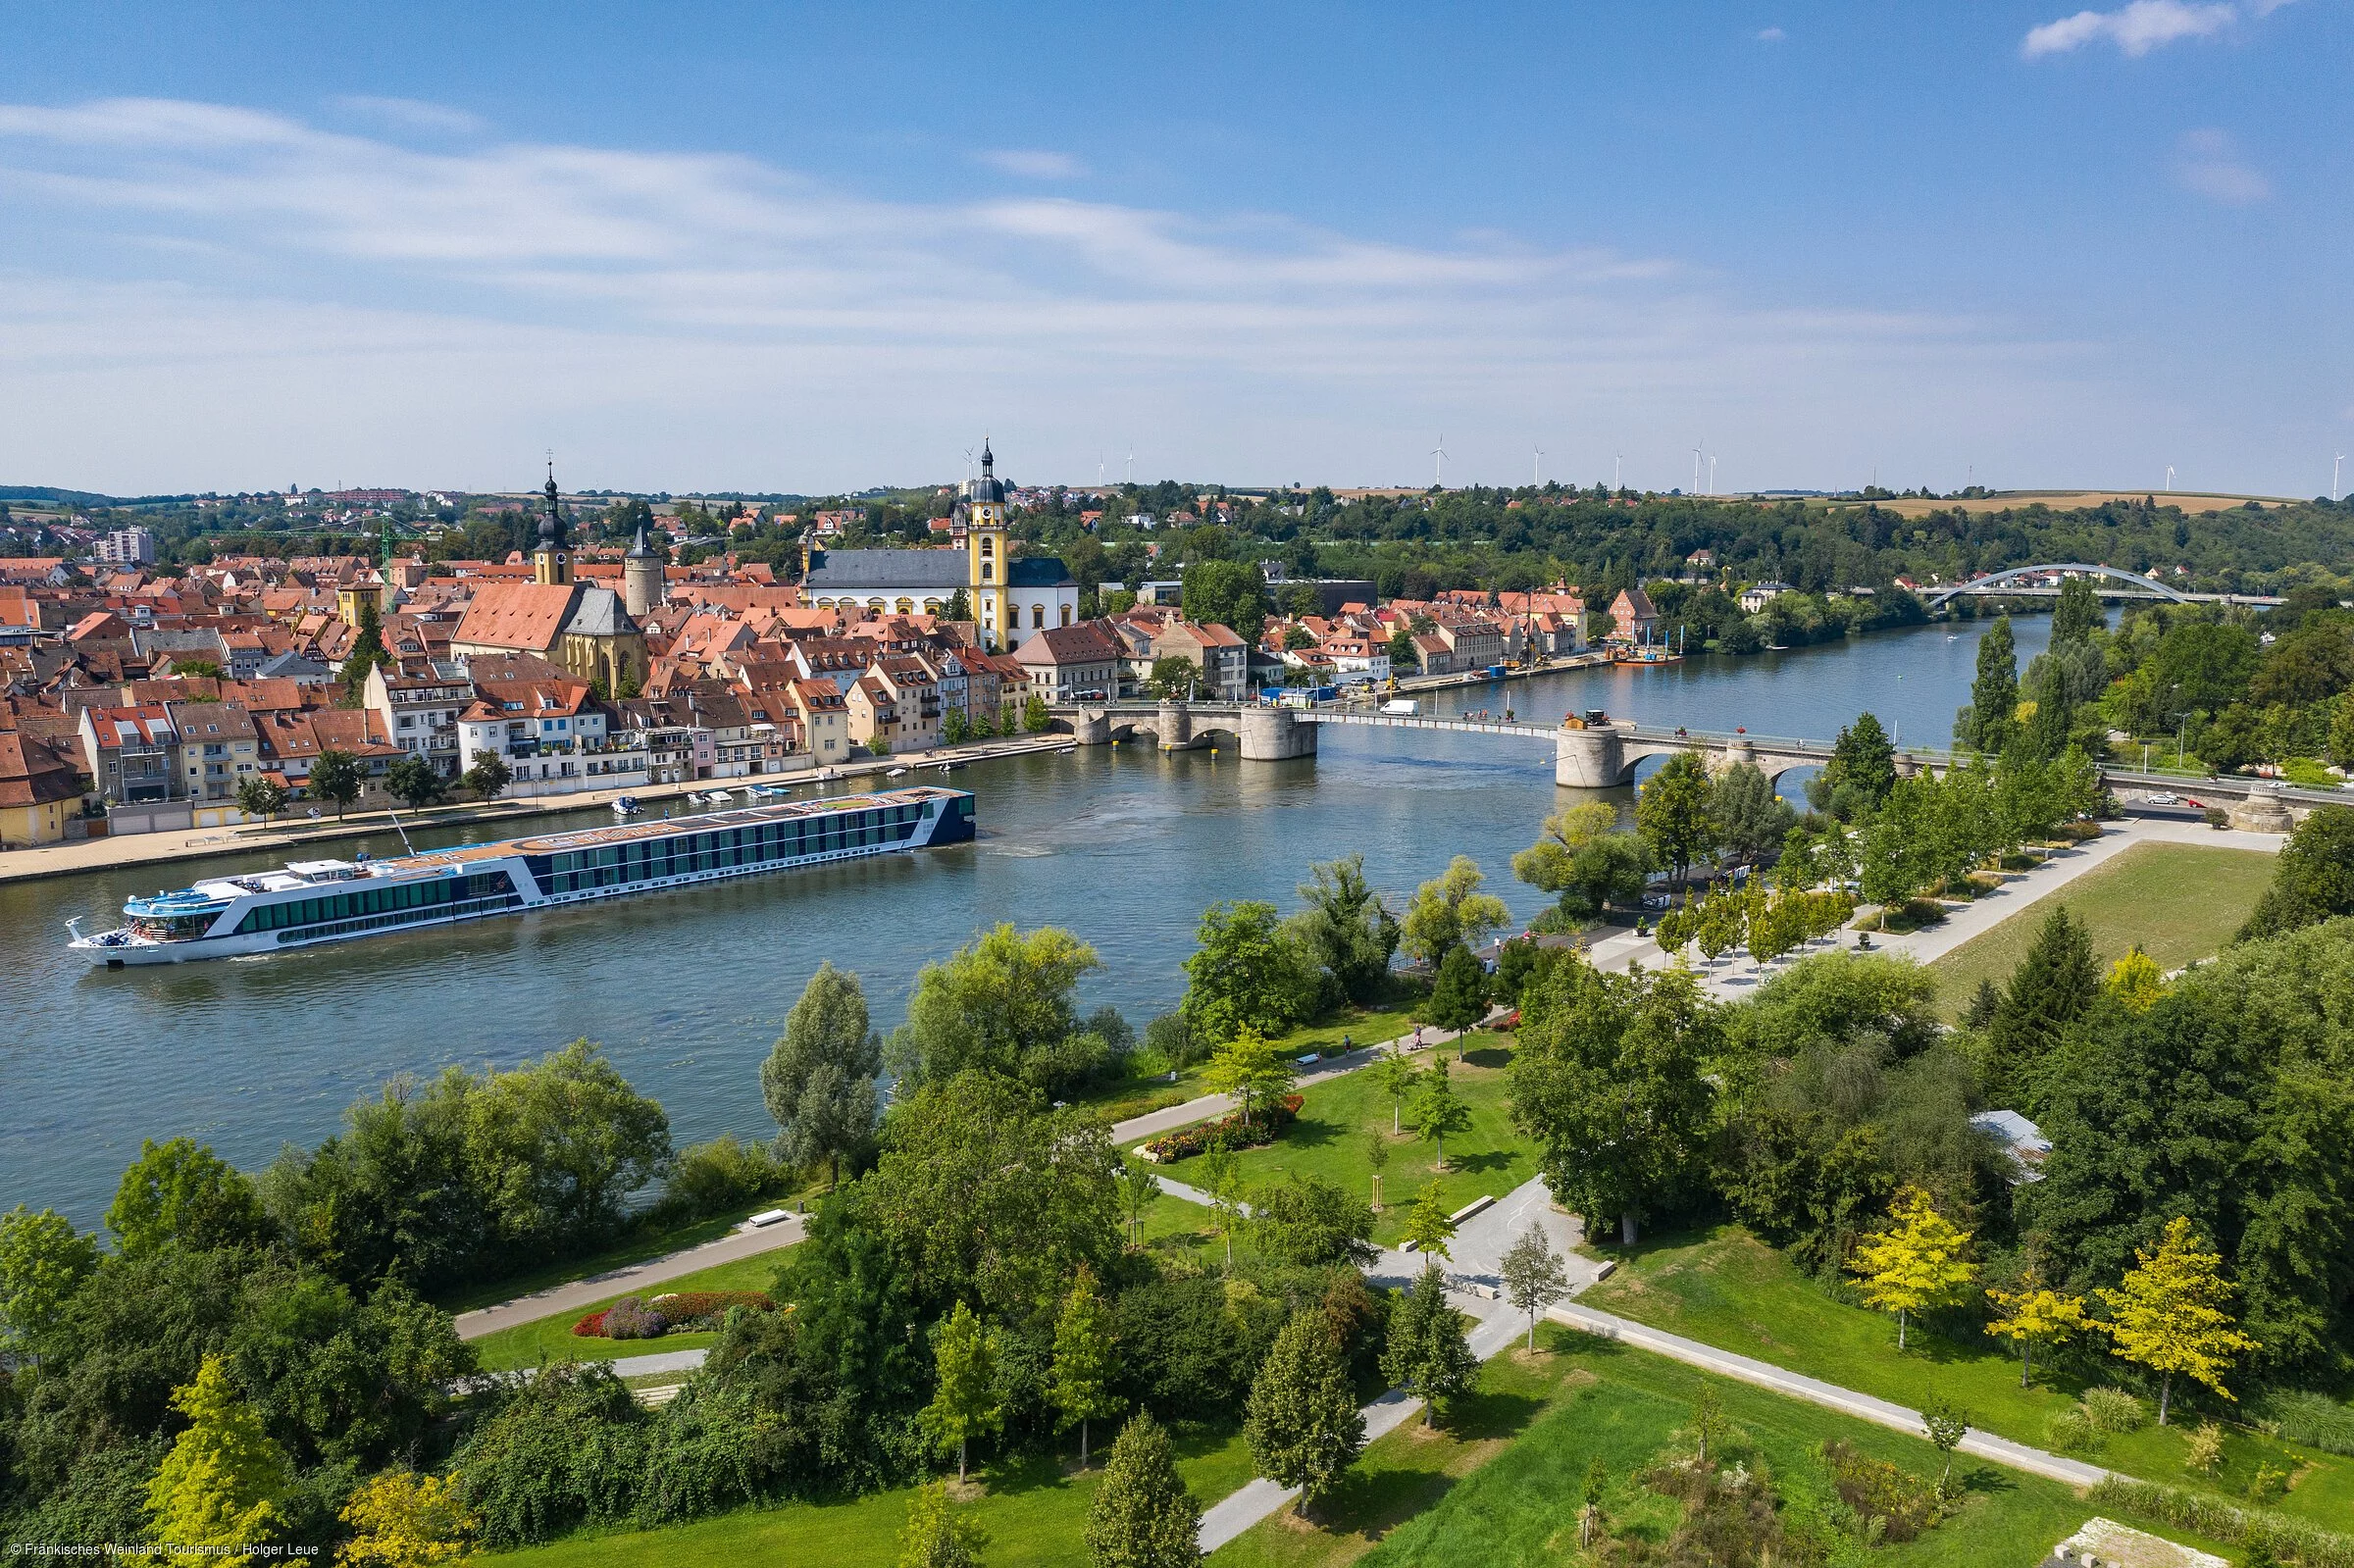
[
  {"x1": 1715, "y1": 737, "x2": 1756, "y2": 777},
  {"x1": 1071, "y1": 708, "x2": 1112, "y2": 746},
  {"x1": 1238, "y1": 706, "x2": 1317, "y2": 761},
  {"x1": 1155, "y1": 700, "x2": 1195, "y2": 751},
  {"x1": 1555, "y1": 727, "x2": 1627, "y2": 788}
]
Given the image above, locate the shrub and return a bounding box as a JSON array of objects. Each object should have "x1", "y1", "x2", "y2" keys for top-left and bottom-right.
[
  {"x1": 601, "y1": 1296, "x2": 669, "y2": 1340},
  {"x1": 2088, "y1": 1477, "x2": 2354, "y2": 1568},
  {"x1": 1817, "y1": 1440, "x2": 1941, "y2": 1543},
  {"x1": 2253, "y1": 1388, "x2": 2354, "y2": 1457},
  {"x1": 647, "y1": 1290, "x2": 774, "y2": 1332},
  {"x1": 2081, "y1": 1386, "x2": 2148, "y2": 1435},
  {"x1": 1140, "y1": 1011, "x2": 1205, "y2": 1074},
  {"x1": 1140, "y1": 1094, "x2": 1303, "y2": 1163},
  {"x1": 656, "y1": 1134, "x2": 792, "y2": 1222},
  {"x1": 2205, "y1": 806, "x2": 2229, "y2": 830},
  {"x1": 2044, "y1": 1406, "x2": 2102, "y2": 1454},
  {"x1": 572, "y1": 1309, "x2": 608, "y2": 1338},
  {"x1": 454, "y1": 1364, "x2": 646, "y2": 1546}
]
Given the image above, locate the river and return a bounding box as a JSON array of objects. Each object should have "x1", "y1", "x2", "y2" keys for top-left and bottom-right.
[{"x1": 0, "y1": 615, "x2": 2050, "y2": 1222}]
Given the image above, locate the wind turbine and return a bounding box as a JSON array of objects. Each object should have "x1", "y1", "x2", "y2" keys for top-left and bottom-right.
[
  {"x1": 1431, "y1": 432, "x2": 1449, "y2": 489},
  {"x1": 1532, "y1": 445, "x2": 1544, "y2": 486},
  {"x1": 1707, "y1": 454, "x2": 1718, "y2": 497},
  {"x1": 1125, "y1": 446, "x2": 1135, "y2": 484},
  {"x1": 1613, "y1": 453, "x2": 1622, "y2": 490},
  {"x1": 1098, "y1": 451, "x2": 1105, "y2": 487},
  {"x1": 1692, "y1": 445, "x2": 1704, "y2": 493},
  {"x1": 2334, "y1": 452, "x2": 2345, "y2": 503},
  {"x1": 2165, "y1": 465, "x2": 2175, "y2": 492}
]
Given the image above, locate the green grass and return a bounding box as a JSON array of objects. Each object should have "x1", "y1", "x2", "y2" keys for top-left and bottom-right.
[
  {"x1": 1266, "y1": 1330, "x2": 2248, "y2": 1568},
  {"x1": 1073, "y1": 993, "x2": 1431, "y2": 1128},
  {"x1": 488, "y1": 1423, "x2": 1255, "y2": 1567},
  {"x1": 1143, "y1": 1037, "x2": 1537, "y2": 1250},
  {"x1": 469, "y1": 1253, "x2": 785, "y2": 1372},
  {"x1": 1581, "y1": 1224, "x2": 2353, "y2": 1531},
  {"x1": 1926, "y1": 841, "x2": 2277, "y2": 1019}
]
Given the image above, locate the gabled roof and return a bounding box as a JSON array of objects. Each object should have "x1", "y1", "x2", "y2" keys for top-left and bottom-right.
[
  {"x1": 451, "y1": 582, "x2": 580, "y2": 652},
  {"x1": 0, "y1": 731, "x2": 80, "y2": 808},
  {"x1": 804, "y1": 549, "x2": 970, "y2": 591}
]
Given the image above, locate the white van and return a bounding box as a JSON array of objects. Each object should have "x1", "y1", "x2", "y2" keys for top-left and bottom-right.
[{"x1": 1379, "y1": 698, "x2": 1419, "y2": 716}]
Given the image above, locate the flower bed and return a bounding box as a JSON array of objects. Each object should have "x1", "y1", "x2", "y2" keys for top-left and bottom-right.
[
  {"x1": 572, "y1": 1289, "x2": 775, "y2": 1340},
  {"x1": 1138, "y1": 1094, "x2": 1303, "y2": 1163}
]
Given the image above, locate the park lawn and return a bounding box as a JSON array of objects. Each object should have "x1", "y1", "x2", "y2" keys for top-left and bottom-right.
[
  {"x1": 1581, "y1": 1224, "x2": 2352, "y2": 1531},
  {"x1": 488, "y1": 1422, "x2": 1254, "y2": 1568},
  {"x1": 470, "y1": 1252, "x2": 785, "y2": 1372},
  {"x1": 1926, "y1": 841, "x2": 2276, "y2": 1019},
  {"x1": 431, "y1": 1209, "x2": 752, "y2": 1316},
  {"x1": 1149, "y1": 1037, "x2": 1538, "y2": 1250},
  {"x1": 1077, "y1": 993, "x2": 1431, "y2": 1126},
  {"x1": 1309, "y1": 1329, "x2": 2246, "y2": 1568}
]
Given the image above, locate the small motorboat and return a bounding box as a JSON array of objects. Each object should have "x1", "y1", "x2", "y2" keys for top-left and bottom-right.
[
  {"x1": 611, "y1": 796, "x2": 641, "y2": 817},
  {"x1": 746, "y1": 784, "x2": 784, "y2": 798},
  {"x1": 703, "y1": 790, "x2": 736, "y2": 805},
  {"x1": 1056, "y1": 744, "x2": 1077, "y2": 755},
  {"x1": 887, "y1": 766, "x2": 909, "y2": 778}
]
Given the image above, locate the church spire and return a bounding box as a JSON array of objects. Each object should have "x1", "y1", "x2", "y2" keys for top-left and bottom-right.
[{"x1": 534, "y1": 457, "x2": 572, "y2": 585}]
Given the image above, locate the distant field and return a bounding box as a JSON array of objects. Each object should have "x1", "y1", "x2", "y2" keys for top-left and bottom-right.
[
  {"x1": 1860, "y1": 489, "x2": 2289, "y2": 519},
  {"x1": 1926, "y1": 840, "x2": 2276, "y2": 1017}
]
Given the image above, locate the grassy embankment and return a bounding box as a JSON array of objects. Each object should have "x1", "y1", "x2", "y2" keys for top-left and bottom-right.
[
  {"x1": 1581, "y1": 1225, "x2": 2353, "y2": 1531},
  {"x1": 1925, "y1": 840, "x2": 2276, "y2": 1019},
  {"x1": 488, "y1": 1424, "x2": 1256, "y2": 1567},
  {"x1": 1213, "y1": 1326, "x2": 2247, "y2": 1568},
  {"x1": 1133, "y1": 1037, "x2": 1536, "y2": 1252}
]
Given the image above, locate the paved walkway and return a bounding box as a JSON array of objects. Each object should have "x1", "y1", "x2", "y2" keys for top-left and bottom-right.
[
  {"x1": 452, "y1": 1215, "x2": 807, "y2": 1341},
  {"x1": 1113, "y1": 1017, "x2": 1487, "y2": 1146}
]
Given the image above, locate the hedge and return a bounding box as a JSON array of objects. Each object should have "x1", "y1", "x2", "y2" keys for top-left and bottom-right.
[{"x1": 2087, "y1": 1475, "x2": 2354, "y2": 1568}]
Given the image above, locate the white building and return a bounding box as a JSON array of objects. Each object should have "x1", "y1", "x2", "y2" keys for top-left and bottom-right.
[
  {"x1": 1739, "y1": 581, "x2": 1796, "y2": 614},
  {"x1": 96, "y1": 527, "x2": 158, "y2": 566}
]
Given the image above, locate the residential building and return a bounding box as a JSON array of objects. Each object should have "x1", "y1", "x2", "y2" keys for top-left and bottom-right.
[
  {"x1": 1431, "y1": 614, "x2": 1506, "y2": 669},
  {"x1": 0, "y1": 731, "x2": 81, "y2": 846},
  {"x1": 1739, "y1": 581, "x2": 1796, "y2": 614},
  {"x1": 787, "y1": 680, "x2": 848, "y2": 763},
  {"x1": 95, "y1": 527, "x2": 157, "y2": 566},
  {"x1": 1011, "y1": 621, "x2": 1122, "y2": 702},
  {"x1": 1609, "y1": 587, "x2": 1659, "y2": 643},
  {"x1": 77, "y1": 705, "x2": 180, "y2": 803},
  {"x1": 166, "y1": 702, "x2": 263, "y2": 801},
  {"x1": 1152, "y1": 619, "x2": 1253, "y2": 700},
  {"x1": 364, "y1": 661, "x2": 473, "y2": 777}
]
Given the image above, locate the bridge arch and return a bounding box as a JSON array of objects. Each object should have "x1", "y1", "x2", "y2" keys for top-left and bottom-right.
[{"x1": 1925, "y1": 563, "x2": 2191, "y2": 610}]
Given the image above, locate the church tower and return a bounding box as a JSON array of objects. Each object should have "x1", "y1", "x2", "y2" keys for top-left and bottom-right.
[
  {"x1": 624, "y1": 525, "x2": 664, "y2": 618},
  {"x1": 533, "y1": 464, "x2": 573, "y2": 586},
  {"x1": 963, "y1": 439, "x2": 1008, "y2": 648}
]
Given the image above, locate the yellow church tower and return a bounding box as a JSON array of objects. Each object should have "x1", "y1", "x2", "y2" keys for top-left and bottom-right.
[
  {"x1": 533, "y1": 464, "x2": 573, "y2": 586},
  {"x1": 963, "y1": 439, "x2": 1008, "y2": 648}
]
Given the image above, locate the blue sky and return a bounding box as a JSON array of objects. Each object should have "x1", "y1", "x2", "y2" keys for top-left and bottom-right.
[{"x1": 0, "y1": 1, "x2": 2343, "y2": 497}]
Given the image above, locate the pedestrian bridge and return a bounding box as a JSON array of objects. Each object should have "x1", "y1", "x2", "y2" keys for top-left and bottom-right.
[{"x1": 1056, "y1": 701, "x2": 1950, "y2": 787}]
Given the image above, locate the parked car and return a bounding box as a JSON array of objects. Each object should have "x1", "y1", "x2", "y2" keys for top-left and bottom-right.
[{"x1": 2146, "y1": 791, "x2": 2178, "y2": 805}]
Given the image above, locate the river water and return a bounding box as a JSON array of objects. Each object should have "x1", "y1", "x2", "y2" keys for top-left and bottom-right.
[{"x1": 0, "y1": 616, "x2": 2050, "y2": 1222}]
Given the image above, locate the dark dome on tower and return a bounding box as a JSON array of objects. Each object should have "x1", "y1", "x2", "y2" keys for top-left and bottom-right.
[{"x1": 961, "y1": 439, "x2": 1005, "y2": 506}]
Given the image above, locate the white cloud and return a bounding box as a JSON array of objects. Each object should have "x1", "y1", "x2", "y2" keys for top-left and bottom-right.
[
  {"x1": 975, "y1": 148, "x2": 1088, "y2": 179},
  {"x1": 1755, "y1": 26, "x2": 1786, "y2": 42},
  {"x1": 330, "y1": 95, "x2": 487, "y2": 135},
  {"x1": 2021, "y1": 0, "x2": 2236, "y2": 58},
  {"x1": 0, "y1": 95, "x2": 2128, "y2": 493},
  {"x1": 2173, "y1": 127, "x2": 2272, "y2": 203}
]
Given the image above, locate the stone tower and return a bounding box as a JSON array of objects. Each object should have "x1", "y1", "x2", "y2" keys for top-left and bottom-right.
[{"x1": 624, "y1": 525, "x2": 664, "y2": 619}]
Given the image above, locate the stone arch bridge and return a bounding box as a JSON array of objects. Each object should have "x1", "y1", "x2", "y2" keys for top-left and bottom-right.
[{"x1": 1056, "y1": 702, "x2": 1949, "y2": 788}]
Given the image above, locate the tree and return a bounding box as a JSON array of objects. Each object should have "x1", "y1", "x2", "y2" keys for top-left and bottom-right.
[
  {"x1": 1363, "y1": 1129, "x2": 1390, "y2": 1212},
  {"x1": 1386, "y1": 626, "x2": 1418, "y2": 673},
  {"x1": 340, "y1": 596, "x2": 391, "y2": 704},
  {"x1": 1253, "y1": 1175, "x2": 1377, "y2": 1267},
  {"x1": 942, "y1": 710, "x2": 971, "y2": 746},
  {"x1": 922, "y1": 1301, "x2": 1003, "y2": 1481},
  {"x1": 2238, "y1": 805, "x2": 2354, "y2": 939},
  {"x1": 1956, "y1": 616, "x2": 2021, "y2": 753},
  {"x1": 1243, "y1": 1310, "x2": 1363, "y2": 1522},
  {"x1": 1383, "y1": 1259, "x2": 1477, "y2": 1428},
  {"x1": 144, "y1": 1354, "x2": 292, "y2": 1564},
  {"x1": 1400, "y1": 1179, "x2": 1458, "y2": 1258},
  {"x1": 1116, "y1": 1163, "x2": 1159, "y2": 1248},
  {"x1": 459, "y1": 1039, "x2": 671, "y2": 1254},
  {"x1": 1371, "y1": 1046, "x2": 1420, "y2": 1136},
  {"x1": 2106, "y1": 946, "x2": 2165, "y2": 1012},
  {"x1": 336, "y1": 1469, "x2": 481, "y2": 1566},
  {"x1": 1510, "y1": 957, "x2": 1720, "y2": 1244},
  {"x1": 1085, "y1": 1412, "x2": 1200, "y2": 1568},
  {"x1": 893, "y1": 924, "x2": 1103, "y2": 1094},
  {"x1": 233, "y1": 774, "x2": 288, "y2": 826},
  {"x1": 1689, "y1": 1379, "x2": 1728, "y2": 1464},
  {"x1": 1514, "y1": 802, "x2": 1654, "y2": 922},
  {"x1": 1820, "y1": 712, "x2": 1897, "y2": 817},
  {"x1": 308, "y1": 748, "x2": 365, "y2": 819},
  {"x1": 1846, "y1": 1187, "x2": 1976, "y2": 1349},
  {"x1": 1499, "y1": 1224, "x2": 1570, "y2": 1348},
  {"x1": 1181, "y1": 559, "x2": 1267, "y2": 641},
  {"x1": 1199, "y1": 1150, "x2": 1248, "y2": 1270},
  {"x1": 1400, "y1": 856, "x2": 1509, "y2": 966},
  {"x1": 461, "y1": 751, "x2": 510, "y2": 801},
  {"x1": 2051, "y1": 575, "x2": 2103, "y2": 646},
  {"x1": 1182, "y1": 901, "x2": 1318, "y2": 1042},
  {"x1": 384, "y1": 754, "x2": 444, "y2": 811},
  {"x1": 106, "y1": 1138, "x2": 269, "y2": 1257},
  {"x1": 1199, "y1": 1027, "x2": 1298, "y2": 1130},
  {"x1": 1146, "y1": 654, "x2": 1200, "y2": 699},
  {"x1": 1579, "y1": 1458, "x2": 1608, "y2": 1548},
  {"x1": 0, "y1": 1204, "x2": 97, "y2": 1356},
  {"x1": 1292, "y1": 854, "x2": 1401, "y2": 1004},
  {"x1": 1636, "y1": 751, "x2": 1718, "y2": 885},
  {"x1": 763, "y1": 961, "x2": 882, "y2": 1186},
  {"x1": 2097, "y1": 1216, "x2": 2259, "y2": 1426},
  {"x1": 1051, "y1": 1266, "x2": 1122, "y2": 1467},
  {"x1": 1920, "y1": 1394, "x2": 1970, "y2": 1496},
  {"x1": 1421, "y1": 944, "x2": 1490, "y2": 1033},
  {"x1": 944, "y1": 587, "x2": 973, "y2": 624},
  {"x1": 1024, "y1": 693, "x2": 1050, "y2": 733},
  {"x1": 898, "y1": 1482, "x2": 986, "y2": 1568},
  {"x1": 1711, "y1": 762, "x2": 1796, "y2": 869},
  {"x1": 1983, "y1": 1281, "x2": 2091, "y2": 1388},
  {"x1": 1984, "y1": 903, "x2": 2100, "y2": 1107},
  {"x1": 1408, "y1": 1056, "x2": 1473, "y2": 1168}
]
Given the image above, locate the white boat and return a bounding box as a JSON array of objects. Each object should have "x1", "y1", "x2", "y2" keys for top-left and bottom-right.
[
  {"x1": 71, "y1": 787, "x2": 978, "y2": 968},
  {"x1": 703, "y1": 790, "x2": 736, "y2": 804},
  {"x1": 746, "y1": 784, "x2": 786, "y2": 798},
  {"x1": 887, "y1": 766, "x2": 909, "y2": 778},
  {"x1": 611, "y1": 795, "x2": 641, "y2": 817}
]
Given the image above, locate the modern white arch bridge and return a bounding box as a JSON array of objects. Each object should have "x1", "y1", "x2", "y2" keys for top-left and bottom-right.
[{"x1": 1922, "y1": 563, "x2": 2281, "y2": 610}]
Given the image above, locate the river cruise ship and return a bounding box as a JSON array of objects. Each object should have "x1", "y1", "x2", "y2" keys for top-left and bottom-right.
[{"x1": 71, "y1": 786, "x2": 976, "y2": 967}]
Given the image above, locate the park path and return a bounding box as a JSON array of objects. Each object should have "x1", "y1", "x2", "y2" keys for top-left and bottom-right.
[{"x1": 452, "y1": 1215, "x2": 807, "y2": 1342}]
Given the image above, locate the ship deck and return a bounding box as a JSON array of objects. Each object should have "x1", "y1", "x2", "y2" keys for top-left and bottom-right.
[{"x1": 382, "y1": 786, "x2": 960, "y2": 872}]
